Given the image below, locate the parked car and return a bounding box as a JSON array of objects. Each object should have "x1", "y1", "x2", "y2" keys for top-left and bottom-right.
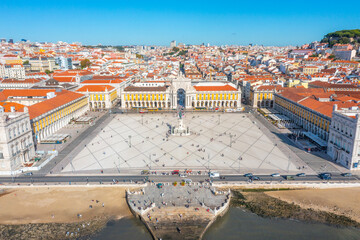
[
  {"x1": 341, "y1": 173, "x2": 352, "y2": 177},
  {"x1": 183, "y1": 179, "x2": 192, "y2": 184},
  {"x1": 179, "y1": 174, "x2": 187, "y2": 178},
  {"x1": 296, "y1": 173, "x2": 306, "y2": 177},
  {"x1": 285, "y1": 175, "x2": 295, "y2": 180},
  {"x1": 141, "y1": 170, "x2": 149, "y2": 175},
  {"x1": 319, "y1": 173, "x2": 332, "y2": 180},
  {"x1": 24, "y1": 172, "x2": 33, "y2": 176},
  {"x1": 251, "y1": 176, "x2": 260, "y2": 180},
  {"x1": 244, "y1": 173, "x2": 253, "y2": 177},
  {"x1": 271, "y1": 173, "x2": 280, "y2": 177}
]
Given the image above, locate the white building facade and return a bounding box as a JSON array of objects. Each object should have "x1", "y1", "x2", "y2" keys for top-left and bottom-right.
[
  {"x1": 0, "y1": 64, "x2": 26, "y2": 79},
  {"x1": 0, "y1": 107, "x2": 35, "y2": 172},
  {"x1": 327, "y1": 105, "x2": 360, "y2": 170}
]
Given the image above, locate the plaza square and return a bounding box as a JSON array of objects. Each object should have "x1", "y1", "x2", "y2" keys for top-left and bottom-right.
[{"x1": 61, "y1": 112, "x2": 308, "y2": 175}]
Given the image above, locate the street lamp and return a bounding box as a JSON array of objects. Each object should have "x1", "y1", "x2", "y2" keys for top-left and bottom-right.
[
  {"x1": 207, "y1": 153, "x2": 210, "y2": 173},
  {"x1": 238, "y1": 155, "x2": 242, "y2": 174},
  {"x1": 128, "y1": 135, "x2": 132, "y2": 148},
  {"x1": 10, "y1": 159, "x2": 14, "y2": 183},
  {"x1": 70, "y1": 160, "x2": 75, "y2": 173},
  {"x1": 118, "y1": 156, "x2": 121, "y2": 174},
  {"x1": 218, "y1": 114, "x2": 220, "y2": 125},
  {"x1": 149, "y1": 154, "x2": 152, "y2": 171}
]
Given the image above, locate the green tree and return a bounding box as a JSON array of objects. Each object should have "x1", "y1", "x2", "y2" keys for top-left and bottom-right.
[
  {"x1": 172, "y1": 47, "x2": 180, "y2": 52},
  {"x1": 178, "y1": 50, "x2": 188, "y2": 56},
  {"x1": 22, "y1": 60, "x2": 29, "y2": 65},
  {"x1": 328, "y1": 54, "x2": 336, "y2": 59},
  {"x1": 339, "y1": 37, "x2": 350, "y2": 44},
  {"x1": 45, "y1": 70, "x2": 53, "y2": 74},
  {"x1": 320, "y1": 38, "x2": 329, "y2": 43},
  {"x1": 80, "y1": 59, "x2": 91, "y2": 69},
  {"x1": 114, "y1": 46, "x2": 124, "y2": 52},
  {"x1": 329, "y1": 40, "x2": 337, "y2": 47}
]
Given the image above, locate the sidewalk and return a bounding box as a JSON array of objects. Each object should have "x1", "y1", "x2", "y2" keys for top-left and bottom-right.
[
  {"x1": 250, "y1": 110, "x2": 347, "y2": 174},
  {"x1": 36, "y1": 111, "x2": 110, "y2": 175}
]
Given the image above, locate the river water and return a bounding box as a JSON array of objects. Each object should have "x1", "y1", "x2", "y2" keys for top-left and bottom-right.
[{"x1": 91, "y1": 207, "x2": 360, "y2": 240}]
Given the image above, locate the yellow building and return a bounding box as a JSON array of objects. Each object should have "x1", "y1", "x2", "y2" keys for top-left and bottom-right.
[
  {"x1": 287, "y1": 79, "x2": 309, "y2": 88},
  {"x1": 76, "y1": 85, "x2": 118, "y2": 110},
  {"x1": 274, "y1": 88, "x2": 332, "y2": 141},
  {"x1": 250, "y1": 85, "x2": 284, "y2": 108},
  {"x1": 122, "y1": 85, "x2": 170, "y2": 109},
  {"x1": 28, "y1": 90, "x2": 88, "y2": 143},
  {"x1": 193, "y1": 85, "x2": 241, "y2": 108},
  {"x1": 121, "y1": 81, "x2": 241, "y2": 110},
  {"x1": 301, "y1": 66, "x2": 320, "y2": 75}
]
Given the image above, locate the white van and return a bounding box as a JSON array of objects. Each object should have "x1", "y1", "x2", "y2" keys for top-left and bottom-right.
[
  {"x1": 183, "y1": 179, "x2": 192, "y2": 184},
  {"x1": 209, "y1": 172, "x2": 220, "y2": 178}
]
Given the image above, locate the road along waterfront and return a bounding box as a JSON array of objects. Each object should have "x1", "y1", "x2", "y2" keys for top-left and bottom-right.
[{"x1": 1, "y1": 183, "x2": 360, "y2": 239}]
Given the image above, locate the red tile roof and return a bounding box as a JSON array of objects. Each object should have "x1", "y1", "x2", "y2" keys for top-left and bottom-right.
[
  {"x1": 309, "y1": 81, "x2": 359, "y2": 89},
  {"x1": 0, "y1": 78, "x2": 40, "y2": 84},
  {"x1": 27, "y1": 90, "x2": 85, "y2": 119},
  {"x1": 0, "y1": 102, "x2": 26, "y2": 112},
  {"x1": 81, "y1": 79, "x2": 125, "y2": 84},
  {"x1": 52, "y1": 70, "x2": 93, "y2": 82},
  {"x1": 76, "y1": 85, "x2": 115, "y2": 92},
  {"x1": 193, "y1": 85, "x2": 237, "y2": 91},
  {"x1": 1, "y1": 89, "x2": 56, "y2": 98},
  {"x1": 278, "y1": 88, "x2": 360, "y2": 117}
]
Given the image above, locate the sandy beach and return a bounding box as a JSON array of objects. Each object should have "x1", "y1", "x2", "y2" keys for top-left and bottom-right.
[
  {"x1": 266, "y1": 187, "x2": 360, "y2": 223},
  {"x1": 0, "y1": 186, "x2": 133, "y2": 225}
]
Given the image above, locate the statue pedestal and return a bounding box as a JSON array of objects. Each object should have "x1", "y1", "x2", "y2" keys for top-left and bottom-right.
[{"x1": 171, "y1": 118, "x2": 190, "y2": 136}]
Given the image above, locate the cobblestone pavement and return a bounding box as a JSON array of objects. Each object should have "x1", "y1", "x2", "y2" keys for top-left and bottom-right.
[
  {"x1": 39, "y1": 111, "x2": 110, "y2": 175},
  {"x1": 60, "y1": 112, "x2": 309, "y2": 175},
  {"x1": 37, "y1": 111, "x2": 105, "y2": 153},
  {"x1": 249, "y1": 110, "x2": 346, "y2": 174},
  {"x1": 128, "y1": 184, "x2": 227, "y2": 209}
]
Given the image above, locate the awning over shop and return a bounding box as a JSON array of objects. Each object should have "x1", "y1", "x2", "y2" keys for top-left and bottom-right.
[
  {"x1": 74, "y1": 116, "x2": 94, "y2": 124},
  {"x1": 303, "y1": 132, "x2": 327, "y2": 147},
  {"x1": 268, "y1": 114, "x2": 291, "y2": 122},
  {"x1": 41, "y1": 134, "x2": 70, "y2": 144},
  {"x1": 260, "y1": 108, "x2": 280, "y2": 114}
]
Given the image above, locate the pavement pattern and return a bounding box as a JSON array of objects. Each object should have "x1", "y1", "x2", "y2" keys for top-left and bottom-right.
[
  {"x1": 249, "y1": 110, "x2": 347, "y2": 174},
  {"x1": 61, "y1": 112, "x2": 308, "y2": 175},
  {"x1": 128, "y1": 184, "x2": 227, "y2": 209},
  {"x1": 127, "y1": 184, "x2": 229, "y2": 240}
]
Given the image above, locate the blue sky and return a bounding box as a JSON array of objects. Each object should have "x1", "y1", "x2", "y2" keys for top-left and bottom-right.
[{"x1": 1, "y1": 0, "x2": 359, "y2": 46}]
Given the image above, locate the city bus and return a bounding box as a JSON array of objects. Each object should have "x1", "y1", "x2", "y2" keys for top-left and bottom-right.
[
  {"x1": 194, "y1": 107, "x2": 207, "y2": 111},
  {"x1": 147, "y1": 108, "x2": 158, "y2": 112}
]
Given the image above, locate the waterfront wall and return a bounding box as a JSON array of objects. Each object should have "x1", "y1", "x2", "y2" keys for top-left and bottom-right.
[
  {"x1": 200, "y1": 190, "x2": 231, "y2": 239},
  {"x1": 213, "y1": 182, "x2": 360, "y2": 189}
]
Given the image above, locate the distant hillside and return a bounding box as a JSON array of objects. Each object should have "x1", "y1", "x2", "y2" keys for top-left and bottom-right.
[{"x1": 321, "y1": 29, "x2": 360, "y2": 47}]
